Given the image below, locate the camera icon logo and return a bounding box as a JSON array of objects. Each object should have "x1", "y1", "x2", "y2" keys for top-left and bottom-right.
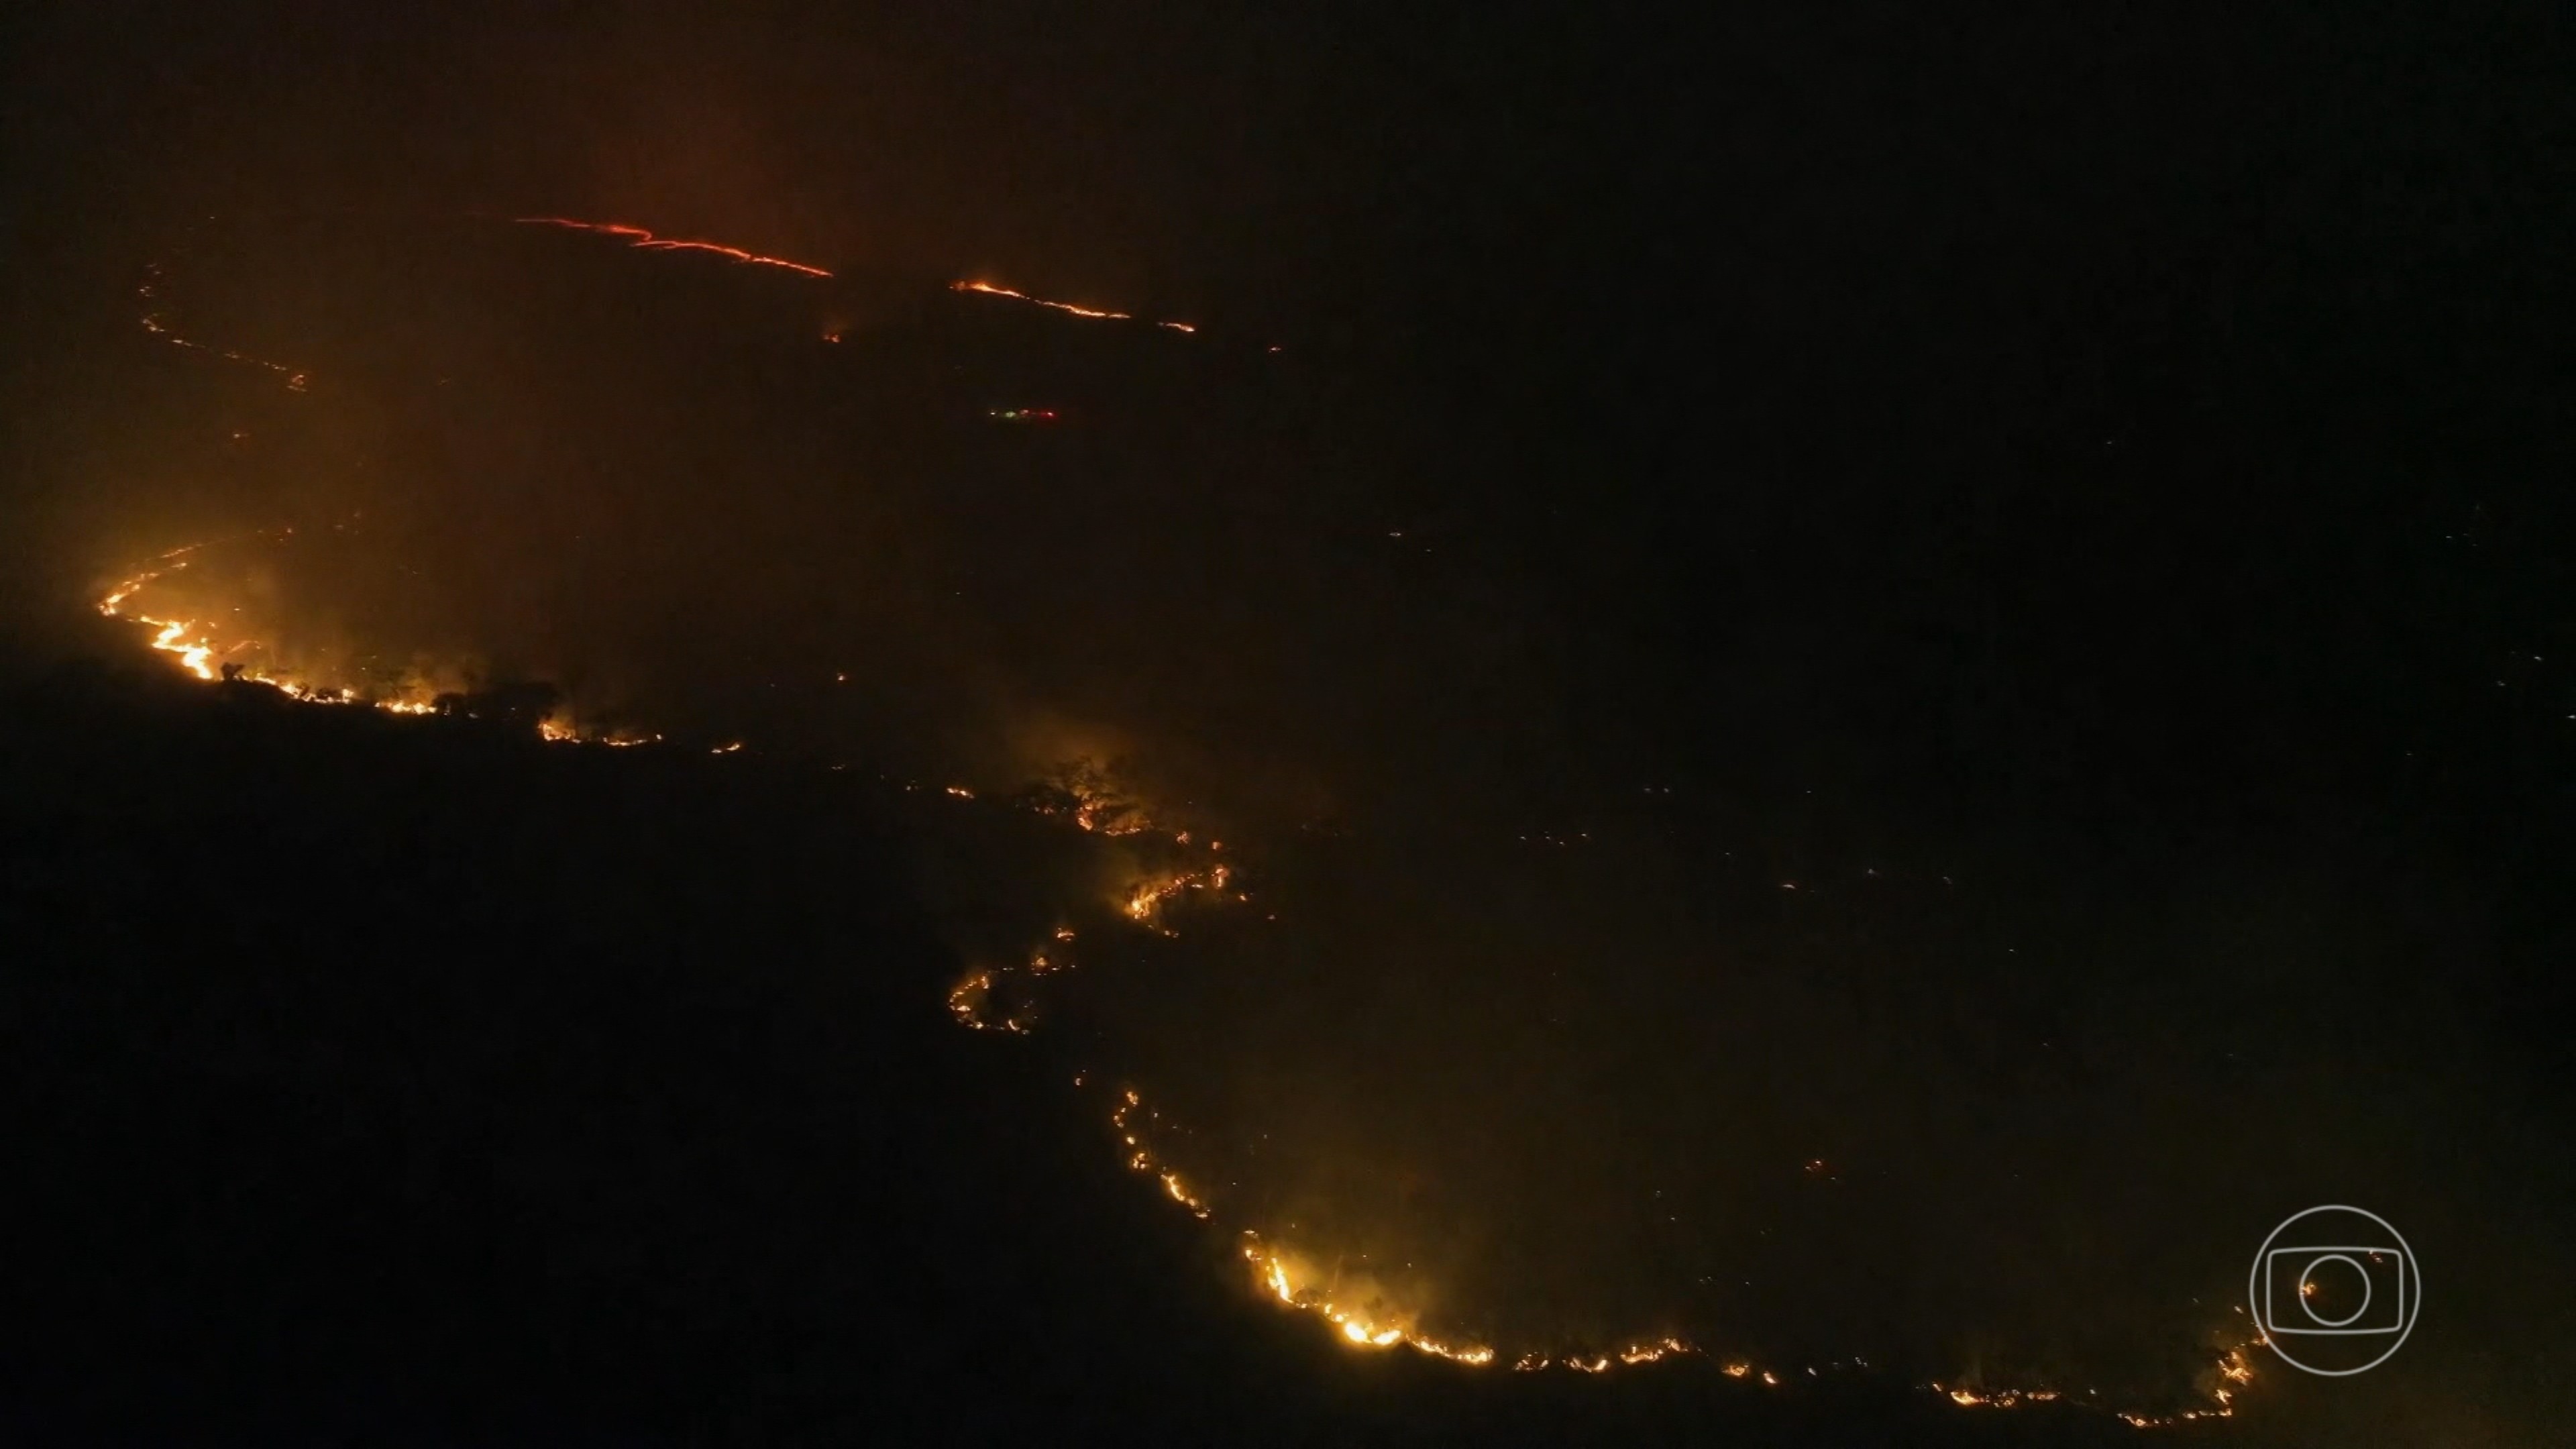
[{"x1": 2247, "y1": 1204, "x2": 2420, "y2": 1377}]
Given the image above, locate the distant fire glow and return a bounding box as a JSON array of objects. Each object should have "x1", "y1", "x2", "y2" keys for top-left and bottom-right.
[
  {"x1": 953, "y1": 279, "x2": 1130, "y2": 320},
  {"x1": 137, "y1": 267, "x2": 309, "y2": 390},
  {"x1": 506, "y1": 219, "x2": 1225, "y2": 342},
  {"x1": 952, "y1": 279, "x2": 1207, "y2": 340},
  {"x1": 513, "y1": 217, "x2": 834, "y2": 278}
]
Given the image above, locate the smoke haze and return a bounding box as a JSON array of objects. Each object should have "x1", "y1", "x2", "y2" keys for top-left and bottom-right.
[{"x1": 9, "y1": 5, "x2": 2574, "y2": 1442}]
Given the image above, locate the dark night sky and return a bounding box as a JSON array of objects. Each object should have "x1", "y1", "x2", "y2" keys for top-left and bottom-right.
[{"x1": 5, "y1": 4, "x2": 2575, "y2": 1445}]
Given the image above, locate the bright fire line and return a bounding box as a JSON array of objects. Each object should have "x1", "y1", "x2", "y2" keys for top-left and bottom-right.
[
  {"x1": 103, "y1": 519, "x2": 2261, "y2": 1433},
  {"x1": 514, "y1": 217, "x2": 835, "y2": 278}
]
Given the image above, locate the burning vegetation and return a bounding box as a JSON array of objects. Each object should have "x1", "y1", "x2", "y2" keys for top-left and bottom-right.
[
  {"x1": 95, "y1": 523, "x2": 2261, "y2": 1431},
  {"x1": 74, "y1": 215, "x2": 2300, "y2": 1437}
]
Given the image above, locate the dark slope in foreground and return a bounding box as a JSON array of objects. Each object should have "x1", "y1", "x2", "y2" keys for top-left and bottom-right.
[{"x1": 0, "y1": 660, "x2": 2165, "y2": 1448}]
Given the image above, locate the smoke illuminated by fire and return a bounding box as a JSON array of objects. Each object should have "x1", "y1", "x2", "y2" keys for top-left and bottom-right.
[
  {"x1": 98, "y1": 532, "x2": 594, "y2": 734},
  {"x1": 97, "y1": 526, "x2": 2263, "y2": 1430},
  {"x1": 101, "y1": 211, "x2": 2264, "y2": 1428},
  {"x1": 99, "y1": 535, "x2": 272, "y2": 684}
]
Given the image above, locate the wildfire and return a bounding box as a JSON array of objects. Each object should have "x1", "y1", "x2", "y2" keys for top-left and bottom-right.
[
  {"x1": 98, "y1": 533, "x2": 612, "y2": 737},
  {"x1": 1111, "y1": 1089, "x2": 1209, "y2": 1218},
  {"x1": 95, "y1": 519, "x2": 2259, "y2": 1435},
  {"x1": 953, "y1": 279, "x2": 1130, "y2": 321},
  {"x1": 137, "y1": 268, "x2": 310, "y2": 390},
  {"x1": 1235, "y1": 1233, "x2": 1493, "y2": 1364},
  {"x1": 100, "y1": 538, "x2": 250, "y2": 683},
  {"x1": 944, "y1": 279, "x2": 1271, "y2": 346},
  {"x1": 1123, "y1": 877, "x2": 1182, "y2": 925},
  {"x1": 1119, "y1": 861, "x2": 1233, "y2": 936},
  {"x1": 1940, "y1": 1386, "x2": 2061, "y2": 1409},
  {"x1": 508, "y1": 222, "x2": 1228, "y2": 337},
  {"x1": 514, "y1": 217, "x2": 833, "y2": 278},
  {"x1": 948, "y1": 969, "x2": 1029, "y2": 1034},
  {"x1": 146, "y1": 619, "x2": 217, "y2": 680},
  {"x1": 902, "y1": 736, "x2": 2261, "y2": 1429},
  {"x1": 1159, "y1": 1171, "x2": 1210, "y2": 1218}
]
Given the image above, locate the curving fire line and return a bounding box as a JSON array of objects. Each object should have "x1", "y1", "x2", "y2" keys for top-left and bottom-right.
[
  {"x1": 938, "y1": 778, "x2": 2265, "y2": 1427},
  {"x1": 103, "y1": 517, "x2": 2257, "y2": 1430},
  {"x1": 105, "y1": 510, "x2": 2236, "y2": 1423},
  {"x1": 99, "y1": 532, "x2": 607, "y2": 731}
]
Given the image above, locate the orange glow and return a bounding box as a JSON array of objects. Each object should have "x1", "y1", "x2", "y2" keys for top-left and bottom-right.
[
  {"x1": 1233, "y1": 1232, "x2": 1493, "y2": 1365},
  {"x1": 515, "y1": 217, "x2": 833, "y2": 278},
  {"x1": 95, "y1": 525, "x2": 2260, "y2": 1434},
  {"x1": 915, "y1": 747, "x2": 2261, "y2": 1426},
  {"x1": 98, "y1": 533, "x2": 619, "y2": 736}
]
